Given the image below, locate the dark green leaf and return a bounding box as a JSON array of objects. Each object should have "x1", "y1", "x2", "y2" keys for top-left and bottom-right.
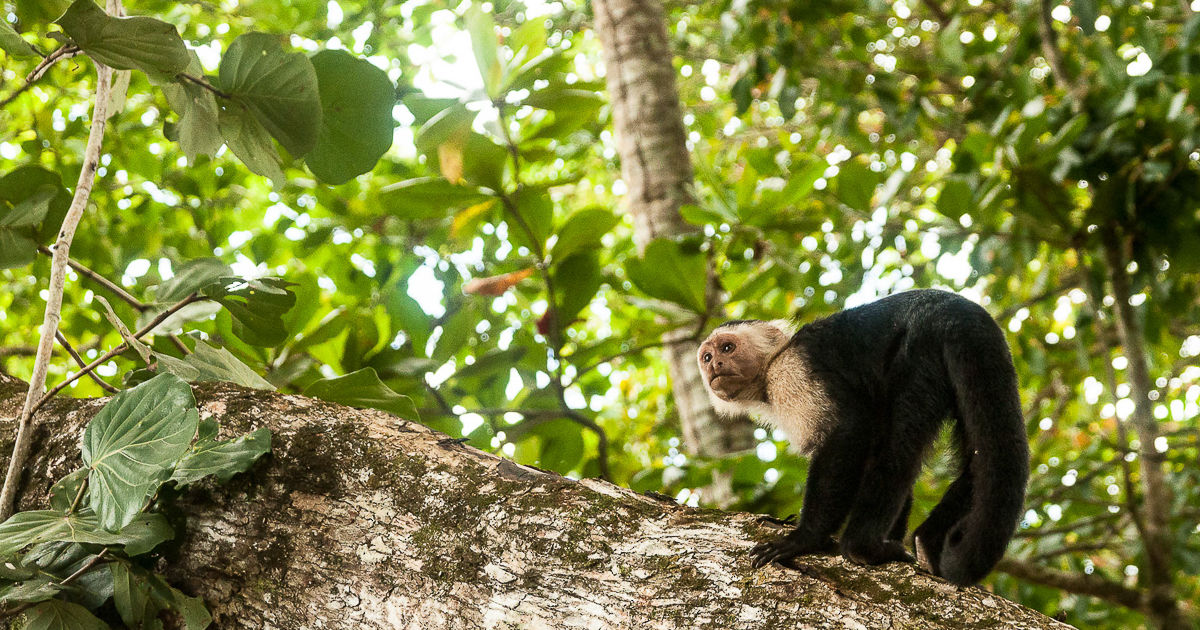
[
  {"x1": 625, "y1": 238, "x2": 707, "y2": 313},
  {"x1": 378, "y1": 177, "x2": 491, "y2": 219},
  {"x1": 218, "y1": 32, "x2": 322, "y2": 156},
  {"x1": 112, "y1": 562, "x2": 156, "y2": 629},
  {"x1": 170, "y1": 427, "x2": 271, "y2": 487},
  {"x1": 55, "y1": 0, "x2": 189, "y2": 77},
  {"x1": 0, "y1": 577, "x2": 62, "y2": 608},
  {"x1": 0, "y1": 511, "x2": 172, "y2": 556},
  {"x1": 551, "y1": 208, "x2": 620, "y2": 262},
  {"x1": 304, "y1": 367, "x2": 419, "y2": 421},
  {"x1": 937, "y1": 178, "x2": 972, "y2": 218},
  {"x1": 160, "y1": 52, "x2": 222, "y2": 162},
  {"x1": 834, "y1": 160, "x2": 881, "y2": 212},
  {"x1": 155, "y1": 258, "x2": 232, "y2": 304},
  {"x1": 21, "y1": 542, "x2": 112, "y2": 609},
  {"x1": 23, "y1": 599, "x2": 107, "y2": 630},
  {"x1": 307, "y1": 50, "x2": 396, "y2": 184},
  {"x1": 554, "y1": 252, "x2": 602, "y2": 324},
  {"x1": 82, "y1": 373, "x2": 198, "y2": 531},
  {"x1": 201, "y1": 277, "x2": 297, "y2": 346},
  {"x1": 48, "y1": 469, "x2": 88, "y2": 512},
  {"x1": 508, "y1": 187, "x2": 553, "y2": 252},
  {"x1": 218, "y1": 104, "x2": 285, "y2": 186},
  {"x1": 0, "y1": 20, "x2": 37, "y2": 57}
]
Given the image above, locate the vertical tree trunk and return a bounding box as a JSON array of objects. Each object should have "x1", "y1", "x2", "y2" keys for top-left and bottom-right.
[
  {"x1": 1103, "y1": 234, "x2": 1187, "y2": 630},
  {"x1": 592, "y1": 0, "x2": 755, "y2": 481}
]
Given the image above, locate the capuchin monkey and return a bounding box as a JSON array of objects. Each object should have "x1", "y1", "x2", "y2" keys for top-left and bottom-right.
[{"x1": 697, "y1": 289, "x2": 1029, "y2": 586}]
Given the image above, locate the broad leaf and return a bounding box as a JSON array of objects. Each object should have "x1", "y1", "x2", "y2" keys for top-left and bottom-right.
[
  {"x1": 305, "y1": 368, "x2": 419, "y2": 421},
  {"x1": 550, "y1": 208, "x2": 620, "y2": 262},
  {"x1": 23, "y1": 600, "x2": 108, "y2": 630},
  {"x1": 22, "y1": 542, "x2": 113, "y2": 609},
  {"x1": 55, "y1": 0, "x2": 189, "y2": 78},
  {"x1": 0, "y1": 167, "x2": 70, "y2": 268},
  {"x1": 218, "y1": 32, "x2": 321, "y2": 156},
  {"x1": 465, "y1": 6, "x2": 502, "y2": 97},
  {"x1": 160, "y1": 51, "x2": 223, "y2": 162},
  {"x1": 413, "y1": 102, "x2": 476, "y2": 155},
  {"x1": 82, "y1": 373, "x2": 199, "y2": 531},
  {"x1": 0, "y1": 577, "x2": 62, "y2": 608},
  {"x1": 624, "y1": 238, "x2": 708, "y2": 313},
  {"x1": 218, "y1": 104, "x2": 285, "y2": 186},
  {"x1": 307, "y1": 50, "x2": 395, "y2": 184},
  {"x1": 170, "y1": 427, "x2": 271, "y2": 487},
  {"x1": 200, "y1": 277, "x2": 297, "y2": 346},
  {"x1": 154, "y1": 257, "x2": 232, "y2": 304},
  {"x1": 113, "y1": 563, "x2": 211, "y2": 630},
  {"x1": 0, "y1": 20, "x2": 36, "y2": 57},
  {"x1": 379, "y1": 177, "x2": 491, "y2": 219},
  {"x1": 0, "y1": 511, "x2": 172, "y2": 556},
  {"x1": 154, "y1": 339, "x2": 274, "y2": 390},
  {"x1": 48, "y1": 468, "x2": 88, "y2": 512},
  {"x1": 553, "y1": 252, "x2": 602, "y2": 325}
]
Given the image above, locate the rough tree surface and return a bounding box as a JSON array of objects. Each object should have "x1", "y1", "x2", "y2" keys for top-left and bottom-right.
[{"x1": 0, "y1": 374, "x2": 1073, "y2": 629}]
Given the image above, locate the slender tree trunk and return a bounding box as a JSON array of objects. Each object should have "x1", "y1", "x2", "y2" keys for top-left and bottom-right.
[
  {"x1": 592, "y1": 0, "x2": 755, "y2": 481},
  {"x1": 1102, "y1": 234, "x2": 1187, "y2": 630},
  {"x1": 0, "y1": 375, "x2": 1076, "y2": 629}
]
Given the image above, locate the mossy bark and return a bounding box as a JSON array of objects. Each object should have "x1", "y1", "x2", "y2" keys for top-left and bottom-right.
[{"x1": 0, "y1": 374, "x2": 1074, "y2": 629}]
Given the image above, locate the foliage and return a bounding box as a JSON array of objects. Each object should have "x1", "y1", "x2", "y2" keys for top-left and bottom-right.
[{"x1": 0, "y1": 0, "x2": 1198, "y2": 628}]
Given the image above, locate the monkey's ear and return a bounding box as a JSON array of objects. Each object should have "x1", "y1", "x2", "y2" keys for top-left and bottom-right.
[{"x1": 766, "y1": 319, "x2": 796, "y2": 337}]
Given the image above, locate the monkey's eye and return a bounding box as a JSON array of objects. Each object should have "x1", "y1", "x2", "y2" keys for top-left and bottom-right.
[
  {"x1": 721, "y1": 342, "x2": 734, "y2": 353},
  {"x1": 702, "y1": 352, "x2": 712, "y2": 363}
]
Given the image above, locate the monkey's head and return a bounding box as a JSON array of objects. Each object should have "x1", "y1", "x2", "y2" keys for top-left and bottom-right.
[{"x1": 697, "y1": 320, "x2": 794, "y2": 414}]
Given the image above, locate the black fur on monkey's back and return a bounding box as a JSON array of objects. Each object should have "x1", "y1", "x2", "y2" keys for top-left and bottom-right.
[{"x1": 782, "y1": 289, "x2": 1028, "y2": 586}]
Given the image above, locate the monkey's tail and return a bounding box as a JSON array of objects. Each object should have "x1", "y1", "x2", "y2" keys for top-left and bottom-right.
[{"x1": 935, "y1": 317, "x2": 1029, "y2": 586}]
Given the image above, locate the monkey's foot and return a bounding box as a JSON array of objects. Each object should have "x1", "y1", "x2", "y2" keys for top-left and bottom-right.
[
  {"x1": 841, "y1": 539, "x2": 916, "y2": 566},
  {"x1": 749, "y1": 532, "x2": 837, "y2": 569},
  {"x1": 756, "y1": 513, "x2": 798, "y2": 527}
]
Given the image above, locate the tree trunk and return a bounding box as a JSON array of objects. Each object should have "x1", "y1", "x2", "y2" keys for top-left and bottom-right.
[
  {"x1": 0, "y1": 375, "x2": 1075, "y2": 629},
  {"x1": 592, "y1": 0, "x2": 755, "y2": 475}
]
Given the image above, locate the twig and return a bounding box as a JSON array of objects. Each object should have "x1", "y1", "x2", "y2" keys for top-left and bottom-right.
[
  {"x1": 38, "y1": 245, "x2": 147, "y2": 311},
  {"x1": 54, "y1": 331, "x2": 119, "y2": 394},
  {"x1": 0, "y1": 346, "x2": 37, "y2": 358},
  {"x1": 32, "y1": 292, "x2": 204, "y2": 413},
  {"x1": 1037, "y1": 0, "x2": 1084, "y2": 108},
  {"x1": 0, "y1": 45, "x2": 83, "y2": 109},
  {"x1": 0, "y1": 53, "x2": 115, "y2": 520},
  {"x1": 0, "y1": 550, "x2": 110, "y2": 619}
]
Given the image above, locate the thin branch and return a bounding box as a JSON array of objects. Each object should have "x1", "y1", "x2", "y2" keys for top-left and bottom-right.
[
  {"x1": 997, "y1": 557, "x2": 1144, "y2": 611},
  {"x1": 55, "y1": 331, "x2": 119, "y2": 394},
  {"x1": 38, "y1": 245, "x2": 147, "y2": 311},
  {"x1": 32, "y1": 293, "x2": 204, "y2": 413},
  {"x1": 0, "y1": 55, "x2": 115, "y2": 520},
  {"x1": 1037, "y1": 0, "x2": 1084, "y2": 107},
  {"x1": 0, "y1": 45, "x2": 83, "y2": 109},
  {"x1": 0, "y1": 346, "x2": 37, "y2": 358}
]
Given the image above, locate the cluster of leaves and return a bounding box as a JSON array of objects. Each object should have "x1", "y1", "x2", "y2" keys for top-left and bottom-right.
[{"x1": 0, "y1": 373, "x2": 270, "y2": 628}]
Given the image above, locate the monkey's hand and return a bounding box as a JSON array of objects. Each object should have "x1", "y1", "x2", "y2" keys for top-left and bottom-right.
[{"x1": 749, "y1": 529, "x2": 837, "y2": 569}]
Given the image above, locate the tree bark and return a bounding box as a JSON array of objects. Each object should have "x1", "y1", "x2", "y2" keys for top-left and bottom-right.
[
  {"x1": 0, "y1": 375, "x2": 1075, "y2": 629},
  {"x1": 592, "y1": 0, "x2": 755, "y2": 474}
]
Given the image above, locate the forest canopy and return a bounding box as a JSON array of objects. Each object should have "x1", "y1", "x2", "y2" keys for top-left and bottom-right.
[{"x1": 0, "y1": 0, "x2": 1198, "y2": 628}]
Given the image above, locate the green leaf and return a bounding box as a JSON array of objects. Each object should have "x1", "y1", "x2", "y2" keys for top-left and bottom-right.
[
  {"x1": 625, "y1": 238, "x2": 707, "y2": 313},
  {"x1": 170, "y1": 427, "x2": 271, "y2": 487},
  {"x1": 465, "y1": 6, "x2": 502, "y2": 98},
  {"x1": 201, "y1": 277, "x2": 297, "y2": 346},
  {"x1": 55, "y1": 0, "x2": 189, "y2": 77},
  {"x1": 21, "y1": 542, "x2": 113, "y2": 609},
  {"x1": 155, "y1": 258, "x2": 232, "y2": 304},
  {"x1": 153, "y1": 339, "x2": 274, "y2": 390},
  {"x1": 413, "y1": 101, "x2": 476, "y2": 155},
  {"x1": 112, "y1": 562, "x2": 156, "y2": 629},
  {"x1": 522, "y1": 87, "x2": 605, "y2": 113},
  {"x1": 378, "y1": 177, "x2": 491, "y2": 219},
  {"x1": 553, "y1": 252, "x2": 602, "y2": 324},
  {"x1": 307, "y1": 50, "x2": 395, "y2": 184},
  {"x1": 160, "y1": 52, "x2": 223, "y2": 162},
  {"x1": 0, "y1": 20, "x2": 37, "y2": 57},
  {"x1": 0, "y1": 511, "x2": 172, "y2": 556},
  {"x1": 305, "y1": 368, "x2": 419, "y2": 421},
  {"x1": 508, "y1": 187, "x2": 553, "y2": 252},
  {"x1": 834, "y1": 159, "x2": 882, "y2": 212},
  {"x1": 533, "y1": 419, "x2": 585, "y2": 473},
  {"x1": 218, "y1": 32, "x2": 322, "y2": 156},
  {"x1": 451, "y1": 347, "x2": 526, "y2": 382},
  {"x1": 460, "y1": 132, "x2": 507, "y2": 190},
  {"x1": 550, "y1": 208, "x2": 620, "y2": 262},
  {"x1": 0, "y1": 167, "x2": 71, "y2": 268},
  {"x1": 48, "y1": 468, "x2": 88, "y2": 512},
  {"x1": 218, "y1": 101, "x2": 286, "y2": 186},
  {"x1": 23, "y1": 600, "x2": 108, "y2": 630},
  {"x1": 0, "y1": 577, "x2": 62, "y2": 608},
  {"x1": 937, "y1": 177, "x2": 972, "y2": 218},
  {"x1": 82, "y1": 373, "x2": 199, "y2": 531}
]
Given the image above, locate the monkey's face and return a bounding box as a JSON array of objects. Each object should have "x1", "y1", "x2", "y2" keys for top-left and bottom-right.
[{"x1": 697, "y1": 323, "x2": 786, "y2": 403}]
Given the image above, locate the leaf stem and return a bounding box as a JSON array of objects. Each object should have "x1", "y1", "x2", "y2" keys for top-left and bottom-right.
[
  {"x1": 38, "y1": 246, "x2": 147, "y2": 311},
  {"x1": 177, "y1": 72, "x2": 232, "y2": 100},
  {"x1": 55, "y1": 331, "x2": 119, "y2": 394}
]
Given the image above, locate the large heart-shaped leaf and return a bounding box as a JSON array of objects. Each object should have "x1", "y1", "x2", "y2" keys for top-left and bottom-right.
[
  {"x1": 23, "y1": 600, "x2": 108, "y2": 630},
  {"x1": 306, "y1": 50, "x2": 395, "y2": 184},
  {"x1": 218, "y1": 32, "x2": 322, "y2": 157},
  {"x1": 304, "y1": 368, "x2": 418, "y2": 421},
  {"x1": 82, "y1": 373, "x2": 199, "y2": 531},
  {"x1": 55, "y1": 0, "x2": 189, "y2": 78}
]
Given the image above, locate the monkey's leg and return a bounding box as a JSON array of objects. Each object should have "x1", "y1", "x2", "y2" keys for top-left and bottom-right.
[
  {"x1": 750, "y1": 430, "x2": 868, "y2": 569},
  {"x1": 839, "y1": 450, "x2": 923, "y2": 566},
  {"x1": 888, "y1": 492, "x2": 913, "y2": 543},
  {"x1": 913, "y1": 459, "x2": 974, "y2": 575}
]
